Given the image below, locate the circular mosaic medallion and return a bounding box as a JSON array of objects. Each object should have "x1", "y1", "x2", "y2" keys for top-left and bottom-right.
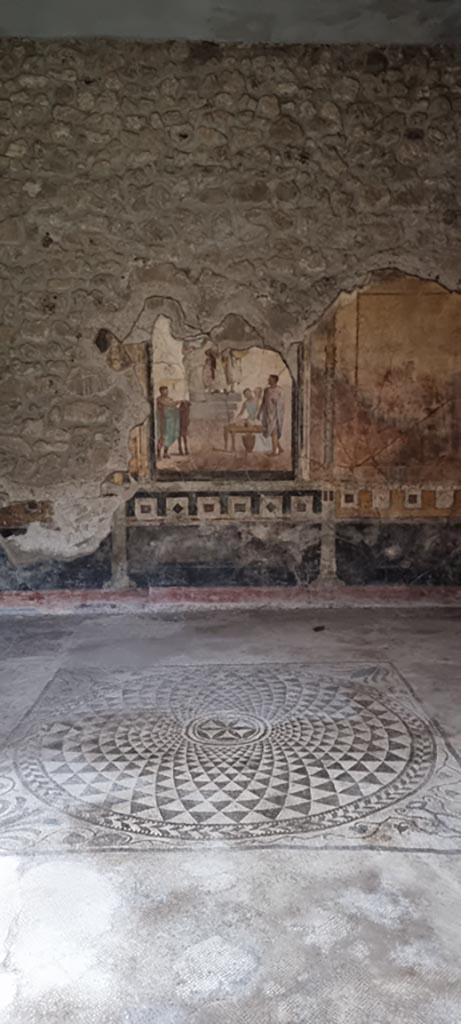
[
  {"x1": 185, "y1": 713, "x2": 268, "y2": 746},
  {"x1": 15, "y1": 667, "x2": 436, "y2": 840}
]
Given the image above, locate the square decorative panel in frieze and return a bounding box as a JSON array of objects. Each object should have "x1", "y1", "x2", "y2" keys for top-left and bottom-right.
[
  {"x1": 372, "y1": 487, "x2": 391, "y2": 511},
  {"x1": 289, "y1": 494, "x2": 314, "y2": 518},
  {"x1": 134, "y1": 497, "x2": 159, "y2": 521},
  {"x1": 165, "y1": 496, "x2": 189, "y2": 520},
  {"x1": 228, "y1": 496, "x2": 252, "y2": 518},
  {"x1": 259, "y1": 495, "x2": 284, "y2": 519},
  {"x1": 197, "y1": 496, "x2": 221, "y2": 519},
  {"x1": 435, "y1": 487, "x2": 454, "y2": 510},
  {"x1": 404, "y1": 487, "x2": 422, "y2": 510},
  {"x1": 340, "y1": 488, "x2": 359, "y2": 511}
]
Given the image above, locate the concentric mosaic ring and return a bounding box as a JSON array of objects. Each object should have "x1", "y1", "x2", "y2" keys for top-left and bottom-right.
[{"x1": 14, "y1": 666, "x2": 437, "y2": 840}]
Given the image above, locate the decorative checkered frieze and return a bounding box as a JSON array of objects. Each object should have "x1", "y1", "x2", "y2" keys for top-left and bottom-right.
[
  {"x1": 131, "y1": 486, "x2": 456, "y2": 524},
  {"x1": 132, "y1": 490, "x2": 321, "y2": 523}
]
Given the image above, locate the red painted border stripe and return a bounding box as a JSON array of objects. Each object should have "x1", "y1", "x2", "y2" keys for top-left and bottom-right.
[{"x1": 0, "y1": 585, "x2": 459, "y2": 611}]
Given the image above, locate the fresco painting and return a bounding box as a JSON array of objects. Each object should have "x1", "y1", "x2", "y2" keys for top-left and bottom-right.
[
  {"x1": 310, "y1": 275, "x2": 461, "y2": 486},
  {"x1": 152, "y1": 317, "x2": 293, "y2": 475},
  {"x1": 14, "y1": 270, "x2": 461, "y2": 592},
  {"x1": 126, "y1": 274, "x2": 460, "y2": 496}
]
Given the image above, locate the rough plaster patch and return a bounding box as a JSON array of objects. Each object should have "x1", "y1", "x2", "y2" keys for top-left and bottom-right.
[
  {"x1": 174, "y1": 935, "x2": 259, "y2": 1000},
  {"x1": 391, "y1": 938, "x2": 456, "y2": 974},
  {"x1": 339, "y1": 885, "x2": 417, "y2": 928},
  {"x1": 180, "y1": 853, "x2": 238, "y2": 893},
  {"x1": 301, "y1": 907, "x2": 351, "y2": 951},
  {"x1": 1, "y1": 492, "x2": 123, "y2": 563}
]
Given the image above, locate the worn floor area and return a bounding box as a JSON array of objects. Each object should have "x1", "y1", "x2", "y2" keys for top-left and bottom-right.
[{"x1": 0, "y1": 607, "x2": 461, "y2": 1022}]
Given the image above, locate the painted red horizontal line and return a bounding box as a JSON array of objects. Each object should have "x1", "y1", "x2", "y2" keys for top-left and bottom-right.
[{"x1": 0, "y1": 585, "x2": 459, "y2": 611}]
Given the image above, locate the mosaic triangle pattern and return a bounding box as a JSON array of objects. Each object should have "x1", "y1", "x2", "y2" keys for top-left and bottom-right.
[{"x1": 1, "y1": 663, "x2": 461, "y2": 851}]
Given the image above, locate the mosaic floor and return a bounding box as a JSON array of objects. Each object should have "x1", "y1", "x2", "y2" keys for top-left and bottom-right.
[
  {"x1": 2, "y1": 661, "x2": 461, "y2": 851},
  {"x1": 1, "y1": 611, "x2": 461, "y2": 1024}
]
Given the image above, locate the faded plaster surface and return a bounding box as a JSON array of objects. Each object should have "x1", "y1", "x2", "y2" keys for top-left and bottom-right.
[
  {"x1": 1, "y1": 607, "x2": 461, "y2": 1020},
  {"x1": 1, "y1": 41, "x2": 461, "y2": 563}
]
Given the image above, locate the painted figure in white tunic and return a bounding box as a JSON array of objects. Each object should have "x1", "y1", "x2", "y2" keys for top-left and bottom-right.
[{"x1": 258, "y1": 374, "x2": 285, "y2": 456}]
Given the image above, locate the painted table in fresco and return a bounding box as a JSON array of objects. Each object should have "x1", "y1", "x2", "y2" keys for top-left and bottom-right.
[{"x1": 223, "y1": 422, "x2": 264, "y2": 453}]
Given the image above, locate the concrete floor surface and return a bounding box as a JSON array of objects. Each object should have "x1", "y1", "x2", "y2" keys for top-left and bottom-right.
[{"x1": 0, "y1": 607, "x2": 460, "y2": 1022}]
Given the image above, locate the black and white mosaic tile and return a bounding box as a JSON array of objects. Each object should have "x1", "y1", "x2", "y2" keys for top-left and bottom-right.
[{"x1": 1, "y1": 663, "x2": 461, "y2": 851}]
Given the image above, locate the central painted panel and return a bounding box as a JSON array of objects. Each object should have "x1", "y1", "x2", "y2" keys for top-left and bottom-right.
[{"x1": 152, "y1": 317, "x2": 294, "y2": 478}]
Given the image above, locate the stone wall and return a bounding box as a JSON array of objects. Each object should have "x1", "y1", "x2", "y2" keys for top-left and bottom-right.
[{"x1": 0, "y1": 40, "x2": 460, "y2": 589}]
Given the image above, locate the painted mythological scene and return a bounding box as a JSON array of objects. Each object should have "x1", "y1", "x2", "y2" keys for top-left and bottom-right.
[
  {"x1": 152, "y1": 317, "x2": 293, "y2": 475},
  {"x1": 310, "y1": 274, "x2": 461, "y2": 485}
]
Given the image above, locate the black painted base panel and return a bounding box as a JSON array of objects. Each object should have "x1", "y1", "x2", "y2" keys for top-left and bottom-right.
[
  {"x1": 336, "y1": 522, "x2": 461, "y2": 586},
  {"x1": 127, "y1": 523, "x2": 321, "y2": 588},
  {"x1": 0, "y1": 521, "x2": 460, "y2": 591},
  {"x1": 0, "y1": 538, "x2": 112, "y2": 592}
]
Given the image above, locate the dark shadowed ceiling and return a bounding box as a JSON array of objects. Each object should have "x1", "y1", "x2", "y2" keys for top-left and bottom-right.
[{"x1": 1, "y1": 0, "x2": 461, "y2": 43}]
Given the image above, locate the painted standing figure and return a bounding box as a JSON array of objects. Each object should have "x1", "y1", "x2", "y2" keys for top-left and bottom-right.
[
  {"x1": 222, "y1": 349, "x2": 236, "y2": 393},
  {"x1": 258, "y1": 374, "x2": 285, "y2": 455},
  {"x1": 156, "y1": 386, "x2": 179, "y2": 459},
  {"x1": 202, "y1": 348, "x2": 217, "y2": 392},
  {"x1": 178, "y1": 400, "x2": 191, "y2": 455}
]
